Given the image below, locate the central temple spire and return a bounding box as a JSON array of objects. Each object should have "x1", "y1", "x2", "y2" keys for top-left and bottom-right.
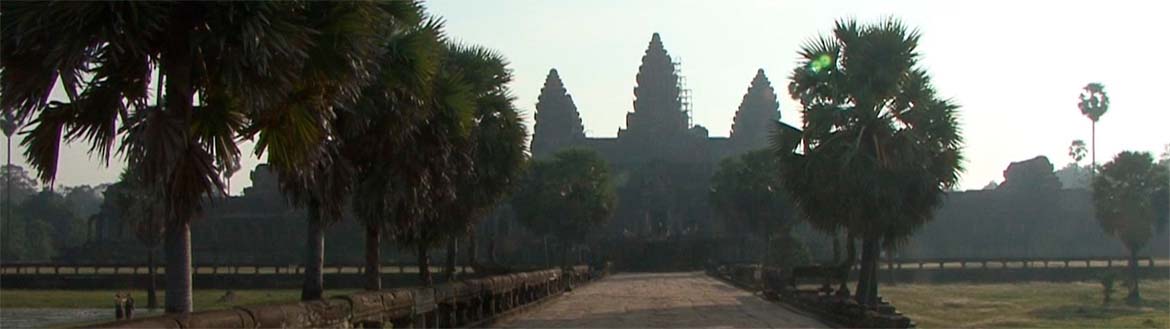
[{"x1": 619, "y1": 33, "x2": 688, "y2": 140}]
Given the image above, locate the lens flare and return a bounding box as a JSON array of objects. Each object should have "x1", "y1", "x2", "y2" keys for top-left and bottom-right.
[{"x1": 809, "y1": 54, "x2": 833, "y2": 73}]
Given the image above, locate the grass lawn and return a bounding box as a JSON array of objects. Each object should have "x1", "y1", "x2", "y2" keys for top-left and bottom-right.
[
  {"x1": 880, "y1": 280, "x2": 1170, "y2": 328},
  {"x1": 0, "y1": 289, "x2": 359, "y2": 310}
]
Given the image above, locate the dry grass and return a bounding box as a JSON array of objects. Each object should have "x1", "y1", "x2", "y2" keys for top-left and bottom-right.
[{"x1": 880, "y1": 280, "x2": 1170, "y2": 328}]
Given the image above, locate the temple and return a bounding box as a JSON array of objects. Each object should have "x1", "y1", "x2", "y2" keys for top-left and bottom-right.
[{"x1": 531, "y1": 33, "x2": 782, "y2": 238}]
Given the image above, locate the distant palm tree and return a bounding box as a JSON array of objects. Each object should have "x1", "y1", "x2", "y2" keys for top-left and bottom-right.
[
  {"x1": 1, "y1": 2, "x2": 377, "y2": 312},
  {"x1": 777, "y1": 18, "x2": 963, "y2": 306},
  {"x1": 1069, "y1": 139, "x2": 1088, "y2": 164},
  {"x1": 1, "y1": 113, "x2": 17, "y2": 253},
  {"x1": 1078, "y1": 83, "x2": 1110, "y2": 176}
]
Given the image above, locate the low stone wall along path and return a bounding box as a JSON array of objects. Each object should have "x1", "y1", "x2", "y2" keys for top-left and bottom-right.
[{"x1": 492, "y1": 272, "x2": 830, "y2": 328}]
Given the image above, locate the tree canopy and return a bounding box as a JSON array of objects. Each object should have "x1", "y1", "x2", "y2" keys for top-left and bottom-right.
[
  {"x1": 711, "y1": 149, "x2": 797, "y2": 239},
  {"x1": 513, "y1": 148, "x2": 616, "y2": 246},
  {"x1": 1093, "y1": 151, "x2": 1169, "y2": 252}
]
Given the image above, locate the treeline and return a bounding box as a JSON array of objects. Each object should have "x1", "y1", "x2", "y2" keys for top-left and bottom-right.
[
  {"x1": 902, "y1": 188, "x2": 1168, "y2": 259},
  {"x1": 902, "y1": 155, "x2": 1170, "y2": 259},
  {"x1": 0, "y1": 165, "x2": 105, "y2": 261}
]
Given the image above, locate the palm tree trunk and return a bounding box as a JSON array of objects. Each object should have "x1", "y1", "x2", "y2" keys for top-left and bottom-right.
[
  {"x1": 831, "y1": 231, "x2": 841, "y2": 264},
  {"x1": 467, "y1": 228, "x2": 478, "y2": 267},
  {"x1": 561, "y1": 244, "x2": 570, "y2": 267},
  {"x1": 543, "y1": 236, "x2": 550, "y2": 268},
  {"x1": 839, "y1": 233, "x2": 856, "y2": 294},
  {"x1": 364, "y1": 223, "x2": 381, "y2": 291},
  {"x1": 739, "y1": 235, "x2": 748, "y2": 262},
  {"x1": 445, "y1": 237, "x2": 457, "y2": 282},
  {"x1": 163, "y1": 221, "x2": 192, "y2": 313},
  {"x1": 161, "y1": 12, "x2": 196, "y2": 314},
  {"x1": 4, "y1": 134, "x2": 11, "y2": 253},
  {"x1": 855, "y1": 237, "x2": 880, "y2": 307},
  {"x1": 1126, "y1": 247, "x2": 1141, "y2": 305},
  {"x1": 146, "y1": 249, "x2": 158, "y2": 310},
  {"x1": 763, "y1": 234, "x2": 772, "y2": 267},
  {"x1": 301, "y1": 206, "x2": 325, "y2": 301},
  {"x1": 488, "y1": 233, "x2": 497, "y2": 264},
  {"x1": 885, "y1": 249, "x2": 896, "y2": 286},
  {"x1": 1091, "y1": 121, "x2": 1097, "y2": 179},
  {"x1": 418, "y1": 240, "x2": 432, "y2": 287}
]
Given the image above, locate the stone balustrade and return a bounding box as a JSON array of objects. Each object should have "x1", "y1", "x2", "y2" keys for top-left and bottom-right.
[{"x1": 86, "y1": 266, "x2": 597, "y2": 328}]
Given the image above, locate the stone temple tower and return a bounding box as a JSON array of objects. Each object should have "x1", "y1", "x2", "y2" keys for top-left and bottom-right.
[
  {"x1": 618, "y1": 33, "x2": 689, "y2": 142},
  {"x1": 531, "y1": 69, "x2": 586, "y2": 158},
  {"x1": 728, "y1": 69, "x2": 781, "y2": 153}
]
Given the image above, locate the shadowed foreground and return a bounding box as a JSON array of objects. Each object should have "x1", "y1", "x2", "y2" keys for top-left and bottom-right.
[{"x1": 493, "y1": 272, "x2": 829, "y2": 328}]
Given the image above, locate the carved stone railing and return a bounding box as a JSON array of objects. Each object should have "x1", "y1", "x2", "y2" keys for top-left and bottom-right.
[
  {"x1": 0, "y1": 262, "x2": 452, "y2": 275},
  {"x1": 86, "y1": 266, "x2": 599, "y2": 328}
]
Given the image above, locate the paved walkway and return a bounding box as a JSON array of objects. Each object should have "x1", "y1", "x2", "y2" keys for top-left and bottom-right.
[{"x1": 493, "y1": 272, "x2": 830, "y2": 328}]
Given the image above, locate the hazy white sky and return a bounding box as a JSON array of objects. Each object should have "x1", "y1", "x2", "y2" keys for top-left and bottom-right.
[{"x1": 2, "y1": 0, "x2": 1166, "y2": 193}]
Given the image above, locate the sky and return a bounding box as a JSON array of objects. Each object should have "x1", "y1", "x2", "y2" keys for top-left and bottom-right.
[{"x1": 2, "y1": 0, "x2": 1166, "y2": 194}]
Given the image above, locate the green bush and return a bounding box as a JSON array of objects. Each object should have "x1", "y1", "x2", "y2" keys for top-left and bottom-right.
[
  {"x1": 765, "y1": 232, "x2": 811, "y2": 268},
  {"x1": 1100, "y1": 272, "x2": 1118, "y2": 305}
]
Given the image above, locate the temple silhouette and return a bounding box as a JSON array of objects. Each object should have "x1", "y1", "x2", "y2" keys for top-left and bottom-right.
[{"x1": 531, "y1": 33, "x2": 781, "y2": 238}]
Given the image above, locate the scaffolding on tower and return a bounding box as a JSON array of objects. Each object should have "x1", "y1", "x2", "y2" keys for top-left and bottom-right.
[{"x1": 673, "y1": 58, "x2": 693, "y2": 128}]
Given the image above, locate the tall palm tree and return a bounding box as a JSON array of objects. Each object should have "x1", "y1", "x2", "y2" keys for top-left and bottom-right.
[
  {"x1": 777, "y1": 18, "x2": 963, "y2": 307},
  {"x1": 1, "y1": 2, "x2": 375, "y2": 313},
  {"x1": 430, "y1": 44, "x2": 528, "y2": 281},
  {"x1": 379, "y1": 41, "x2": 490, "y2": 287},
  {"x1": 254, "y1": 1, "x2": 426, "y2": 301},
  {"x1": 1, "y1": 112, "x2": 17, "y2": 253},
  {"x1": 345, "y1": 19, "x2": 446, "y2": 291},
  {"x1": 1078, "y1": 83, "x2": 1109, "y2": 177}
]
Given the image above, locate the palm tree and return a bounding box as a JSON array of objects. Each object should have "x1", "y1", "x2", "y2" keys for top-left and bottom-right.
[
  {"x1": 777, "y1": 18, "x2": 964, "y2": 307},
  {"x1": 378, "y1": 41, "x2": 498, "y2": 287},
  {"x1": 1092, "y1": 151, "x2": 1169, "y2": 305},
  {"x1": 1, "y1": 113, "x2": 17, "y2": 253},
  {"x1": 255, "y1": 1, "x2": 426, "y2": 301},
  {"x1": 432, "y1": 44, "x2": 528, "y2": 281},
  {"x1": 1069, "y1": 139, "x2": 1088, "y2": 164},
  {"x1": 1, "y1": 2, "x2": 375, "y2": 313},
  {"x1": 344, "y1": 19, "x2": 447, "y2": 290},
  {"x1": 1078, "y1": 83, "x2": 1109, "y2": 176}
]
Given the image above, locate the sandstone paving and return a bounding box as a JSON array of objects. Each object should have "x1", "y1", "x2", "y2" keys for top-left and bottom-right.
[{"x1": 493, "y1": 272, "x2": 830, "y2": 328}]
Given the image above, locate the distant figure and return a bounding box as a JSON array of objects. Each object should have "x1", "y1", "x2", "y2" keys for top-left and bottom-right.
[
  {"x1": 114, "y1": 293, "x2": 125, "y2": 320},
  {"x1": 124, "y1": 294, "x2": 136, "y2": 319},
  {"x1": 217, "y1": 290, "x2": 238, "y2": 304}
]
